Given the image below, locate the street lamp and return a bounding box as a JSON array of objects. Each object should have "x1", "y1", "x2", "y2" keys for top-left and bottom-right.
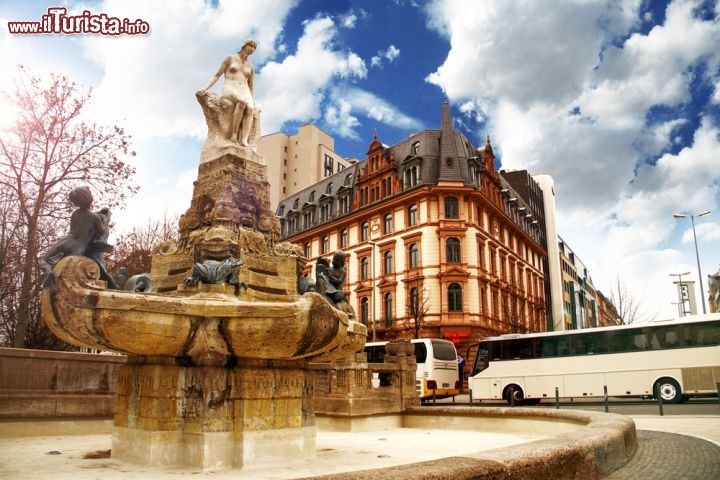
[
  {"x1": 669, "y1": 272, "x2": 691, "y2": 317},
  {"x1": 673, "y1": 210, "x2": 711, "y2": 314}
]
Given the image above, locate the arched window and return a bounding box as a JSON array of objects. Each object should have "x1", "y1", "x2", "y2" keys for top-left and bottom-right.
[
  {"x1": 446, "y1": 237, "x2": 461, "y2": 263},
  {"x1": 383, "y1": 250, "x2": 393, "y2": 275},
  {"x1": 448, "y1": 283, "x2": 463, "y2": 312},
  {"x1": 384, "y1": 293, "x2": 393, "y2": 326},
  {"x1": 445, "y1": 196, "x2": 459, "y2": 218},
  {"x1": 409, "y1": 243, "x2": 419, "y2": 268},
  {"x1": 408, "y1": 204, "x2": 417, "y2": 226},
  {"x1": 304, "y1": 242, "x2": 311, "y2": 258},
  {"x1": 361, "y1": 221, "x2": 369, "y2": 241},
  {"x1": 321, "y1": 235, "x2": 329, "y2": 254},
  {"x1": 340, "y1": 229, "x2": 348, "y2": 248},
  {"x1": 384, "y1": 213, "x2": 393, "y2": 234},
  {"x1": 360, "y1": 297, "x2": 369, "y2": 325},
  {"x1": 360, "y1": 257, "x2": 369, "y2": 280},
  {"x1": 293, "y1": 198, "x2": 300, "y2": 209},
  {"x1": 326, "y1": 182, "x2": 333, "y2": 194},
  {"x1": 308, "y1": 190, "x2": 315, "y2": 202}
]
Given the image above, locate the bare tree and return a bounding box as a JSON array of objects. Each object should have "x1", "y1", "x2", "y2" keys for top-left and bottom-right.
[
  {"x1": 609, "y1": 277, "x2": 653, "y2": 324},
  {"x1": 0, "y1": 66, "x2": 137, "y2": 348},
  {"x1": 105, "y1": 211, "x2": 179, "y2": 278},
  {"x1": 405, "y1": 279, "x2": 430, "y2": 339}
]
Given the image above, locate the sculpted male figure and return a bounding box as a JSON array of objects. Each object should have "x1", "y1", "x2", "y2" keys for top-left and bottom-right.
[
  {"x1": 41, "y1": 186, "x2": 110, "y2": 274},
  {"x1": 42, "y1": 186, "x2": 117, "y2": 288},
  {"x1": 201, "y1": 39, "x2": 256, "y2": 146}
]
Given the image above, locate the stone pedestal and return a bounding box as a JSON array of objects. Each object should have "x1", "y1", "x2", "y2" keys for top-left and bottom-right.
[
  {"x1": 311, "y1": 345, "x2": 420, "y2": 420},
  {"x1": 113, "y1": 356, "x2": 316, "y2": 470}
]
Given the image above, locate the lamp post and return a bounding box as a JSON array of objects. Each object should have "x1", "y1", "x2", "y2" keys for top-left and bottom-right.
[
  {"x1": 673, "y1": 211, "x2": 711, "y2": 314},
  {"x1": 369, "y1": 241, "x2": 376, "y2": 342},
  {"x1": 669, "y1": 272, "x2": 691, "y2": 317}
]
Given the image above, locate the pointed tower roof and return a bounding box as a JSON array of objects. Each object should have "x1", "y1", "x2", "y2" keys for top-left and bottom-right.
[{"x1": 437, "y1": 99, "x2": 463, "y2": 181}]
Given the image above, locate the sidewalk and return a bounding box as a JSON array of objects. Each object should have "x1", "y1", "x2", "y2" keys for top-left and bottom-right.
[{"x1": 605, "y1": 415, "x2": 720, "y2": 479}]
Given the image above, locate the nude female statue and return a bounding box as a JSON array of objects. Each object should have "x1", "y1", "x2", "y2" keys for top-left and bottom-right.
[{"x1": 201, "y1": 39, "x2": 256, "y2": 146}]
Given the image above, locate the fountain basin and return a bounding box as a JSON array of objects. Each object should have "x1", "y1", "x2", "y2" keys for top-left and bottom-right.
[{"x1": 0, "y1": 407, "x2": 636, "y2": 479}]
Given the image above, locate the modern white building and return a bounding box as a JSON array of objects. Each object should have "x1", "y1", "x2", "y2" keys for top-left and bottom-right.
[{"x1": 257, "y1": 123, "x2": 357, "y2": 210}]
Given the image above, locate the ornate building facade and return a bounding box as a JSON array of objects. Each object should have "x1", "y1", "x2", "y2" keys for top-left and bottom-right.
[{"x1": 276, "y1": 101, "x2": 548, "y2": 355}]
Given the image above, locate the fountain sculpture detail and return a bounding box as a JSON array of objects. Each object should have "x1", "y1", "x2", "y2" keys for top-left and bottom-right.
[{"x1": 41, "y1": 41, "x2": 367, "y2": 470}]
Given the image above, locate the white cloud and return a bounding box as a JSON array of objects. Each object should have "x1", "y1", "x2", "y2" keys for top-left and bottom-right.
[
  {"x1": 324, "y1": 98, "x2": 361, "y2": 140},
  {"x1": 342, "y1": 88, "x2": 423, "y2": 131},
  {"x1": 256, "y1": 16, "x2": 367, "y2": 132},
  {"x1": 370, "y1": 44, "x2": 400, "y2": 68},
  {"x1": 74, "y1": 0, "x2": 297, "y2": 140},
  {"x1": 424, "y1": 0, "x2": 720, "y2": 318}
]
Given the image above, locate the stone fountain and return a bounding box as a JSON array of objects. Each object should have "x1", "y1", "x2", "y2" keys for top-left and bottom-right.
[{"x1": 41, "y1": 45, "x2": 367, "y2": 471}]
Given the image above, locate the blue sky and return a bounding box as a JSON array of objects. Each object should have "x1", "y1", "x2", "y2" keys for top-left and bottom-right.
[{"x1": 1, "y1": 0, "x2": 719, "y2": 321}]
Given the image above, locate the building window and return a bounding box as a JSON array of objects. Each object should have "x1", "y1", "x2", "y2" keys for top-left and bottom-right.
[
  {"x1": 293, "y1": 198, "x2": 299, "y2": 209},
  {"x1": 411, "y1": 140, "x2": 420, "y2": 155},
  {"x1": 326, "y1": 182, "x2": 333, "y2": 194},
  {"x1": 321, "y1": 235, "x2": 329, "y2": 254},
  {"x1": 408, "y1": 204, "x2": 417, "y2": 226},
  {"x1": 383, "y1": 213, "x2": 392, "y2": 234},
  {"x1": 344, "y1": 173, "x2": 353, "y2": 185},
  {"x1": 446, "y1": 237, "x2": 461, "y2": 263},
  {"x1": 409, "y1": 243, "x2": 419, "y2": 268},
  {"x1": 308, "y1": 190, "x2": 315, "y2": 203},
  {"x1": 361, "y1": 257, "x2": 369, "y2": 280},
  {"x1": 360, "y1": 297, "x2": 369, "y2": 325},
  {"x1": 410, "y1": 287, "x2": 420, "y2": 316},
  {"x1": 340, "y1": 229, "x2": 348, "y2": 248},
  {"x1": 384, "y1": 293, "x2": 393, "y2": 326},
  {"x1": 445, "y1": 196, "x2": 459, "y2": 219},
  {"x1": 404, "y1": 165, "x2": 419, "y2": 188},
  {"x1": 448, "y1": 283, "x2": 463, "y2": 312},
  {"x1": 304, "y1": 242, "x2": 311, "y2": 258},
  {"x1": 324, "y1": 154, "x2": 334, "y2": 177},
  {"x1": 384, "y1": 250, "x2": 393, "y2": 275},
  {"x1": 338, "y1": 195, "x2": 349, "y2": 214},
  {"x1": 361, "y1": 221, "x2": 369, "y2": 241}
]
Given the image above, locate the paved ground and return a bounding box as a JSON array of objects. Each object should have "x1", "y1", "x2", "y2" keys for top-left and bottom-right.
[
  {"x1": 1, "y1": 413, "x2": 718, "y2": 478},
  {"x1": 606, "y1": 429, "x2": 720, "y2": 479},
  {"x1": 605, "y1": 415, "x2": 720, "y2": 479}
]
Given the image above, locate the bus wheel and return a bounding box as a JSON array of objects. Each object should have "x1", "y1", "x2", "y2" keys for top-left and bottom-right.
[
  {"x1": 505, "y1": 385, "x2": 525, "y2": 406},
  {"x1": 655, "y1": 378, "x2": 682, "y2": 404}
]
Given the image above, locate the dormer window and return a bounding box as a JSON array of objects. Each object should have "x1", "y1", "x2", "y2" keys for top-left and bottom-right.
[{"x1": 411, "y1": 141, "x2": 420, "y2": 155}]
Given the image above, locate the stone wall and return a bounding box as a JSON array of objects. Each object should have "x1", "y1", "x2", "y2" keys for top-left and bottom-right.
[{"x1": 0, "y1": 348, "x2": 126, "y2": 418}]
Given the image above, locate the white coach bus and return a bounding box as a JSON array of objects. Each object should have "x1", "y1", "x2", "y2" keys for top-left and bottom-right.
[
  {"x1": 365, "y1": 338, "x2": 461, "y2": 400},
  {"x1": 467, "y1": 314, "x2": 720, "y2": 405}
]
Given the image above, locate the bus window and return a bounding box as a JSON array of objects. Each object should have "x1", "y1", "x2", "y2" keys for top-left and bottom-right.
[
  {"x1": 414, "y1": 342, "x2": 427, "y2": 363},
  {"x1": 540, "y1": 337, "x2": 558, "y2": 357},
  {"x1": 474, "y1": 348, "x2": 488, "y2": 374},
  {"x1": 630, "y1": 329, "x2": 647, "y2": 350},
  {"x1": 694, "y1": 323, "x2": 720, "y2": 346},
  {"x1": 557, "y1": 339, "x2": 570, "y2": 356},
  {"x1": 431, "y1": 340, "x2": 459, "y2": 361}
]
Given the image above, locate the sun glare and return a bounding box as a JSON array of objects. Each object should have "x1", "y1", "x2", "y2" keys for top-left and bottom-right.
[{"x1": 0, "y1": 94, "x2": 17, "y2": 131}]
